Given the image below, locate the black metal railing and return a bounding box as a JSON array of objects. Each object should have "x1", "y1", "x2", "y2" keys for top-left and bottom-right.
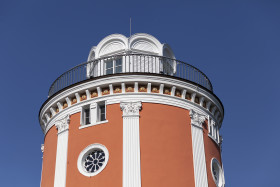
[{"x1": 48, "y1": 54, "x2": 213, "y2": 97}]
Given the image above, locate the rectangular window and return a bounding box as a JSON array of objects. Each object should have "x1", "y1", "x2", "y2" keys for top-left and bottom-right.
[
  {"x1": 105, "y1": 60, "x2": 114, "y2": 75},
  {"x1": 81, "y1": 101, "x2": 107, "y2": 127},
  {"x1": 84, "y1": 108, "x2": 90, "y2": 125},
  {"x1": 105, "y1": 58, "x2": 122, "y2": 75},
  {"x1": 82, "y1": 105, "x2": 91, "y2": 126},
  {"x1": 97, "y1": 101, "x2": 106, "y2": 122},
  {"x1": 115, "y1": 58, "x2": 122, "y2": 73}
]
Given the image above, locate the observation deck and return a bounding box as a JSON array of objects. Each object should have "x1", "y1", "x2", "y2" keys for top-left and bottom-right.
[{"x1": 48, "y1": 54, "x2": 213, "y2": 97}]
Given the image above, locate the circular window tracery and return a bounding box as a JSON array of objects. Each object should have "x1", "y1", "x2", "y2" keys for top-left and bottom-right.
[
  {"x1": 84, "y1": 149, "x2": 106, "y2": 173},
  {"x1": 211, "y1": 158, "x2": 225, "y2": 187},
  {"x1": 77, "y1": 144, "x2": 109, "y2": 177}
]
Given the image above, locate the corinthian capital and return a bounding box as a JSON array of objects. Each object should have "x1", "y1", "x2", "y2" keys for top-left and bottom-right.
[
  {"x1": 120, "y1": 101, "x2": 142, "y2": 117},
  {"x1": 189, "y1": 109, "x2": 206, "y2": 128},
  {"x1": 55, "y1": 115, "x2": 70, "y2": 134}
]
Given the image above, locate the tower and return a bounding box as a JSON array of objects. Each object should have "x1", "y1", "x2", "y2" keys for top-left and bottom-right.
[{"x1": 39, "y1": 33, "x2": 225, "y2": 187}]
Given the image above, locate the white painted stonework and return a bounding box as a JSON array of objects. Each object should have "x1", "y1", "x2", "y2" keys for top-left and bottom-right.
[
  {"x1": 86, "y1": 33, "x2": 176, "y2": 78},
  {"x1": 40, "y1": 75, "x2": 224, "y2": 134},
  {"x1": 189, "y1": 110, "x2": 209, "y2": 187},
  {"x1": 54, "y1": 115, "x2": 70, "y2": 187},
  {"x1": 120, "y1": 101, "x2": 142, "y2": 187}
]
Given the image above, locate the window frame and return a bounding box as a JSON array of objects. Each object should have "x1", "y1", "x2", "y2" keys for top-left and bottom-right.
[
  {"x1": 77, "y1": 143, "x2": 109, "y2": 177},
  {"x1": 80, "y1": 101, "x2": 108, "y2": 129},
  {"x1": 104, "y1": 57, "x2": 122, "y2": 75},
  {"x1": 210, "y1": 158, "x2": 225, "y2": 187}
]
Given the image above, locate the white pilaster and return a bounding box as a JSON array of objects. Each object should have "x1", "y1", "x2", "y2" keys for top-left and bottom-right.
[
  {"x1": 189, "y1": 109, "x2": 208, "y2": 187},
  {"x1": 120, "y1": 101, "x2": 142, "y2": 187},
  {"x1": 54, "y1": 115, "x2": 70, "y2": 187}
]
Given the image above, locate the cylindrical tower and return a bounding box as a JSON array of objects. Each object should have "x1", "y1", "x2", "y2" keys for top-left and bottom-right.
[{"x1": 39, "y1": 33, "x2": 225, "y2": 187}]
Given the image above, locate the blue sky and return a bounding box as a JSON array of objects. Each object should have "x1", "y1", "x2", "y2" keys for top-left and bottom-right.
[{"x1": 1, "y1": 0, "x2": 279, "y2": 186}]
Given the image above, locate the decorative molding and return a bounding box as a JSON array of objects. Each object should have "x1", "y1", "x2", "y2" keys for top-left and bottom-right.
[
  {"x1": 43, "y1": 93, "x2": 217, "y2": 135},
  {"x1": 85, "y1": 90, "x2": 91, "y2": 99},
  {"x1": 55, "y1": 115, "x2": 70, "y2": 134},
  {"x1": 189, "y1": 109, "x2": 206, "y2": 128},
  {"x1": 211, "y1": 106, "x2": 217, "y2": 115},
  {"x1": 181, "y1": 89, "x2": 187, "y2": 99},
  {"x1": 191, "y1": 92, "x2": 197, "y2": 102},
  {"x1": 109, "y1": 84, "x2": 114, "y2": 94},
  {"x1": 75, "y1": 93, "x2": 80, "y2": 103},
  {"x1": 40, "y1": 75, "x2": 224, "y2": 134},
  {"x1": 134, "y1": 82, "x2": 139, "y2": 93},
  {"x1": 120, "y1": 102, "x2": 142, "y2": 117},
  {"x1": 57, "y1": 102, "x2": 63, "y2": 111},
  {"x1": 41, "y1": 144, "x2": 44, "y2": 153},
  {"x1": 199, "y1": 96, "x2": 205, "y2": 107},
  {"x1": 50, "y1": 107, "x2": 56, "y2": 116},
  {"x1": 171, "y1": 86, "x2": 176, "y2": 96},
  {"x1": 45, "y1": 113, "x2": 50, "y2": 122},
  {"x1": 159, "y1": 84, "x2": 164, "y2": 94},
  {"x1": 147, "y1": 83, "x2": 151, "y2": 93},
  {"x1": 206, "y1": 101, "x2": 211, "y2": 110},
  {"x1": 97, "y1": 87, "x2": 101, "y2": 96}
]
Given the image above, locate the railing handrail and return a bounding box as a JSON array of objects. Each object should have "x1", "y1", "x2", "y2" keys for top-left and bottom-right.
[{"x1": 48, "y1": 54, "x2": 213, "y2": 97}]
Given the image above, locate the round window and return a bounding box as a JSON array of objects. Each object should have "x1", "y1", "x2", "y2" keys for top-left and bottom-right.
[
  {"x1": 211, "y1": 158, "x2": 225, "y2": 187},
  {"x1": 77, "y1": 144, "x2": 109, "y2": 177}
]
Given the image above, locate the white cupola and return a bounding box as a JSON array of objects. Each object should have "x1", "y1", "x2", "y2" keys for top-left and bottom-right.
[{"x1": 86, "y1": 33, "x2": 176, "y2": 78}]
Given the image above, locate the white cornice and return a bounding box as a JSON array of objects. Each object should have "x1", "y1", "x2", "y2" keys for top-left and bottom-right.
[
  {"x1": 40, "y1": 75, "x2": 224, "y2": 133},
  {"x1": 43, "y1": 93, "x2": 219, "y2": 135}
]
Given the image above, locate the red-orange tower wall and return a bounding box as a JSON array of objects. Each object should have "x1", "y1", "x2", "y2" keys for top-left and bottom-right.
[
  {"x1": 41, "y1": 126, "x2": 57, "y2": 187},
  {"x1": 41, "y1": 103, "x2": 222, "y2": 187},
  {"x1": 204, "y1": 121, "x2": 222, "y2": 187}
]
